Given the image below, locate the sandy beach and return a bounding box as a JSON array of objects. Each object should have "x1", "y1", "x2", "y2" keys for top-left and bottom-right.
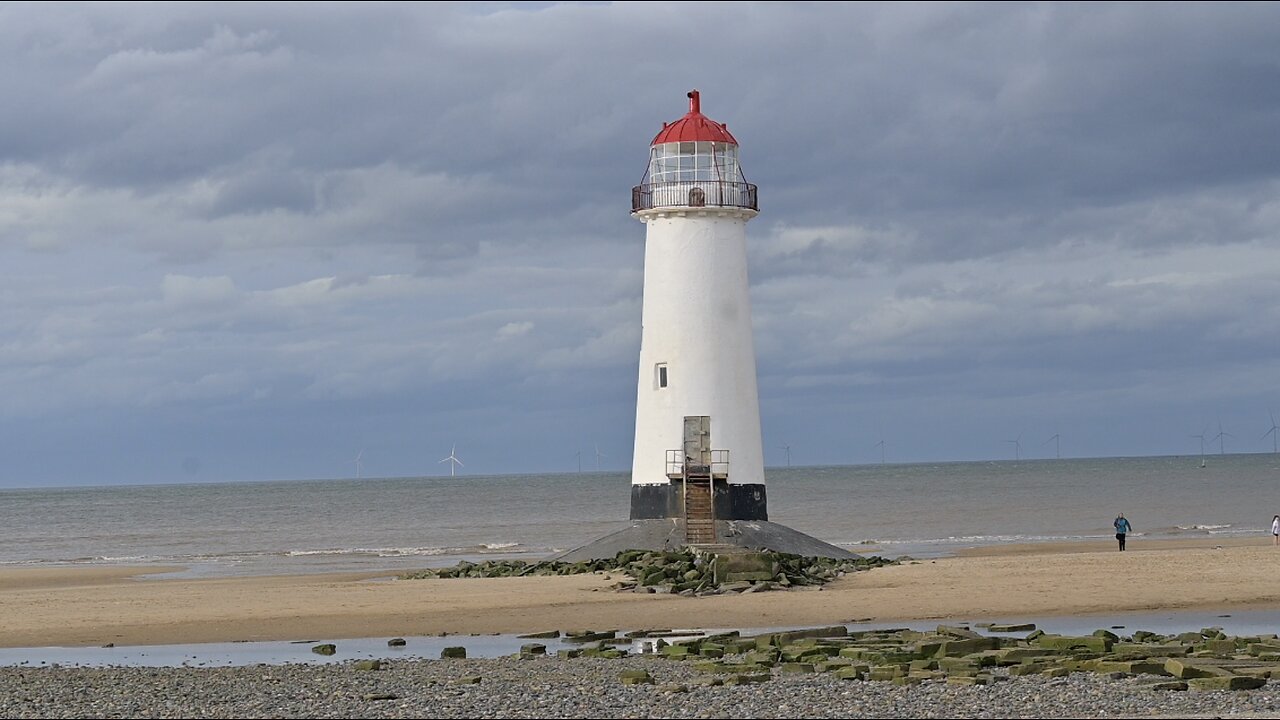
[{"x1": 2, "y1": 536, "x2": 1279, "y2": 649}]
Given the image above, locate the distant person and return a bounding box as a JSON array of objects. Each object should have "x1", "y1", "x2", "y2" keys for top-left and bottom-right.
[
  {"x1": 1272, "y1": 515, "x2": 1279, "y2": 546},
  {"x1": 1114, "y1": 514, "x2": 1132, "y2": 551}
]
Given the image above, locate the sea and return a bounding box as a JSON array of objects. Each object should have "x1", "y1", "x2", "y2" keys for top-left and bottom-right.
[{"x1": 3, "y1": 453, "x2": 1279, "y2": 580}]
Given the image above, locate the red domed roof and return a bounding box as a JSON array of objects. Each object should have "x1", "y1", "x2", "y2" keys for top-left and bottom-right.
[{"x1": 651, "y1": 90, "x2": 739, "y2": 146}]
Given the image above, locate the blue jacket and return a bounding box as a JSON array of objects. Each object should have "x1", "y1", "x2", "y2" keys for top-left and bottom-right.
[{"x1": 1114, "y1": 517, "x2": 1131, "y2": 534}]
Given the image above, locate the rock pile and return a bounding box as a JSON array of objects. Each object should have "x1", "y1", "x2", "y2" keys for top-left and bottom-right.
[{"x1": 400, "y1": 548, "x2": 895, "y2": 595}]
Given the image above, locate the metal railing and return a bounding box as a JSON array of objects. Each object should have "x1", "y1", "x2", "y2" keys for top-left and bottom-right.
[
  {"x1": 665, "y1": 449, "x2": 730, "y2": 479},
  {"x1": 632, "y1": 181, "x2": 758, "y2": 213}
]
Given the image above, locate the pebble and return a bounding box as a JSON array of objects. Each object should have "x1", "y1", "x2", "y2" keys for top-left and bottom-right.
[{"x1": 0, "y1": 657, "x2": 1277, "y2": 718}]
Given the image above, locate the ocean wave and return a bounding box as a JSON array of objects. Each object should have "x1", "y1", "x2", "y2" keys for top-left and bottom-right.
[
  {"x1": 284, "y1": 544, "x2": 528, "y2": 558},
  {"x1": 835, "y1": 532, "x2": 1114, "y2": 550},
  {"x1": 886, "y1": 533, "x2": 1108, "y2": 545},
  {"x1": 0, "y1": 554, "x2": 158, "y2": 565},
  {"x1": 832, "y1": 524, "x2": 1277, "y2": 553},
  {"x1": 1153, "y1": 523, "x2": 1265, "y2": 536},
  {"x1": 0, "y1": 543, "x2": 535, "y2": 568},
  {"x1": 0, "y1": 552, "x2": 261, "y2": 567},
  {"x1": 0, "y1": 554, "x2": 246, "y2": 570}
]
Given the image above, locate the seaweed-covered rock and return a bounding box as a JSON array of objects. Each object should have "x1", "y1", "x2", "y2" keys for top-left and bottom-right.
[
  {"x1": 619, "y1": 670, "x2": 654, "y2": 685},
  {"x1": 1188, "y1": 675, "x2": 1267, "y2": 691},
  {"x1": 399, "y1": 547, "x2": 897, "y2": 594},
  {"x1": 620, "y1": 624, "x2": 1280, "y2": 689}
]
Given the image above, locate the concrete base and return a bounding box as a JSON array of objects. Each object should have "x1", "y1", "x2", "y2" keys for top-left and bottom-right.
[{"x1": 552, "y1": 518, "x2": 857, "y2": 562}]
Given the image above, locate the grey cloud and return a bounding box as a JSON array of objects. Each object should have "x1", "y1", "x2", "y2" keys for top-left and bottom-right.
[
  {"x1": 208, "y1": 166, "x2": 317, "y2": 217},
  {"x1": 6, "y1": 2, "x2": 1280, "y2": 483}
]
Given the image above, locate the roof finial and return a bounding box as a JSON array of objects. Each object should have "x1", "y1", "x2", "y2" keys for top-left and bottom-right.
[{"x1": 687, "y1": 89, "x2": 700, "y2": 114}]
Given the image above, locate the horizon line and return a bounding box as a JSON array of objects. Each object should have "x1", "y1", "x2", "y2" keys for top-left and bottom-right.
[{"x1": 5, "y1": 450, "x2": 1277, "y2": 492}]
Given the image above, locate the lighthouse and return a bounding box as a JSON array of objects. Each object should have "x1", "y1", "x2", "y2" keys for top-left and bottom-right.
[
  {"x1": 628, "y1": 90, "x2": 767, "y2": 533},
  {"x1": 555, "y1": 91, "x2": 852, "y2": 560}
]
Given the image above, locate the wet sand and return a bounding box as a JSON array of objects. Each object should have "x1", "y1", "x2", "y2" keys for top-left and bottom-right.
[{"x1": 2, "y1": 537, "x2": 1278, "y2": 648}]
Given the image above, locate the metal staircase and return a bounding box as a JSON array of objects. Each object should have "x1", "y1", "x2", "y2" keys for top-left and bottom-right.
[
  {"x1": 684, "y1": 468, "x2": 716, "y2": 545},
  {"x1": 662, "y1": 416, "x2": 730, "y2": 546}
]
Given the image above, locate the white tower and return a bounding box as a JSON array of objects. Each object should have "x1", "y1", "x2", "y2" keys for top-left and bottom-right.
[
  {"x1": 552, "y1": 91, "x2": 852, "y2": 560},
  {"x1": 629, "y1": 90, "x2": 768, "y2": 523}
]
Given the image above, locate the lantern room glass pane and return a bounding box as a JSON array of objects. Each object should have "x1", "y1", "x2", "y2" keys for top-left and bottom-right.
[{"x1": 648, "y1": 142, "x2": 742, "y2": 184}]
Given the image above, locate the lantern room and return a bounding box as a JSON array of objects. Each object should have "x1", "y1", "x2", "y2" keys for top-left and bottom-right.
[{"x1": 632, "y1": 90, "x2": 758, "y2": 213}]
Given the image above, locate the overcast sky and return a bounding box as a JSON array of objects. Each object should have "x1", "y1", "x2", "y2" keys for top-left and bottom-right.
[{"x1": 4, "y1": 2, "x2": 1280, "y2": 487}]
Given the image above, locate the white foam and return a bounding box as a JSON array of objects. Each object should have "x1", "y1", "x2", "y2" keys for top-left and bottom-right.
[{"x1": 283, "y1": 544, "x2": 527, "y2": 559}]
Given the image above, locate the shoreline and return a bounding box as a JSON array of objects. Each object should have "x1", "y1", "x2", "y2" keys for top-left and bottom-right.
[
  {"x1": 2, "y1": 536, "x2": 1279, "y2": 650},
  {"x1": 953, "y1": 533, "x2": 1272, "y2": 557}
]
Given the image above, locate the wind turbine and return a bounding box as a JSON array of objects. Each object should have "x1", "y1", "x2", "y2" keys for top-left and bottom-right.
[
  {"x1": 1212, "y1": 421, "x2": 1232, "y2": 456},
  {"x1": 1043, "y1": 433, "x2": 1060, "y2": 460},
  {"x1": 439, "y1": 443, "x2": 463, "y2": 477},
  {"x1": 1262, "y1": 412, "x2": 1279, "y2": 453},
  {"x1": 574, "y1": 450, "x2": 582, "y2": 473},
  {"x1": 873, "y1": 438, "x2": 886, "y2": 465},
  {"x1": 779, "y1": 444, "x2": 792, "y2": 468},
  {"x1": 1190, "y1": 426, "x2": 1207, "y2": 468},
  {"x1": 354, "y1": 448, "x2": 365, "y2": 480},
  {"x1": 1006, "y1": 434, "x2": 1022, "y2": 461},
  {"x1": 594, "y1": 444, "x2": 607, "y2": 471}
]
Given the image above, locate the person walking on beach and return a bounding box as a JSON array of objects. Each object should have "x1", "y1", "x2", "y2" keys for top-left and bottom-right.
[
  {"x1": 1272, "y1": 515, "x2": 1279, "y2": 546},
  {"x1": 1114, "y1": 513, "x2": 1132, "y2": 551}
]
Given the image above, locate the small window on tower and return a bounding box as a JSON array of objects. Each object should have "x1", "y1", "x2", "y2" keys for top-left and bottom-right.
[{"x1": 656, "y1": 363, "x2": 668, "y2": 389}]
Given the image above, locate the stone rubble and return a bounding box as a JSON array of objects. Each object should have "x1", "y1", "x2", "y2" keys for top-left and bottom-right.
[
  {"x1": 3, "y1": 632, "x2": 1280, "y2": 720},
  {"x1": 400, "y1": 548, "x2": 898, "y2": 596}
]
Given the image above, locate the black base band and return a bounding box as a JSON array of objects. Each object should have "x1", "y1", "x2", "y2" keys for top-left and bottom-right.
[{"x1": 629, "y1": 482, "x2": 768, "y2": 521}]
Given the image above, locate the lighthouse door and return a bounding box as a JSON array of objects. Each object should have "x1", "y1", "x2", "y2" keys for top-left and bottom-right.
[{"x1": 682, "y1": 416, "x2": 711, "y2": 468}]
